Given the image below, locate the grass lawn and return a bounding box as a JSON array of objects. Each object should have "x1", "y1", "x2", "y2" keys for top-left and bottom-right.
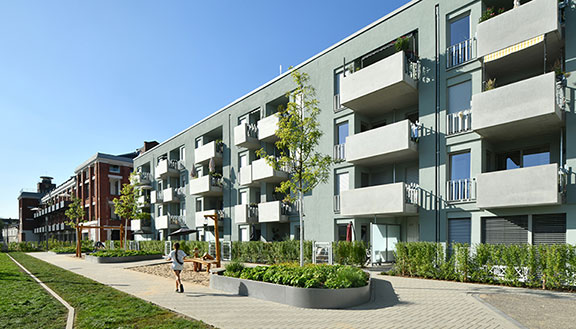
[
  {"x1": 0, "y1": 252, "x2": 67, "y2": 329},
  {"x1": 8, "y1": 252, "x2": 214, "y2": 329}
]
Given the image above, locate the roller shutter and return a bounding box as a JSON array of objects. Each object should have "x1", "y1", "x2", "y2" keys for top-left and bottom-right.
[
  {"x1": 448, "y1": 218, "x2": 471, "y2": 244},
  {"x1": 482, "y1": 216, "x2": 528, "y2": 245},
  {"x1": 533, "y1": 213, "x2": 566, "y2": 245}
]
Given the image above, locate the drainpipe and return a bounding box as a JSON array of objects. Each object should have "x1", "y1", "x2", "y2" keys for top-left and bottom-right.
[{"x1": 434, "y1": 4, "x2": 441, "y2": 245}]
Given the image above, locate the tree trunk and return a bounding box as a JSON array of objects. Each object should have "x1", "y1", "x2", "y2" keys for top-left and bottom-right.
[{"x1": 299, "y1": 191, "x2": 304, "y2": 267}]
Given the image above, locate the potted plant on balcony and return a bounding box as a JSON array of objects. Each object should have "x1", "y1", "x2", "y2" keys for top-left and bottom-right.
[
  {"x1": 209, "y1": 172, "x2": 223, "y2": 187},
  {"x1": 552, "y1": 59, "x2": 571, "y2": 81},
  {"x1": 479, "y1": 7, "x2": 505, "y2": 23},
  {"x1": 214, "y1": 139, "x2": 224, "y2": 153}
]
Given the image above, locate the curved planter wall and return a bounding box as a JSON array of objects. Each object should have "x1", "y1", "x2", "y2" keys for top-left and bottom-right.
[
  {"x1": 86, "y1": 254, "x2": 162, "y2": 263},
  {"x1": 210, "y1": 275, "x2": 371, "y2": 309}
]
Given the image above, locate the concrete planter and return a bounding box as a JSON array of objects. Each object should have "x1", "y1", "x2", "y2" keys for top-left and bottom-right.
[
  {"x1": 85, "y1": 254, "x2": 162, "y2": 264},
  {"x1": 210, "y1": 275, "x2": 371, "y2": 309}
]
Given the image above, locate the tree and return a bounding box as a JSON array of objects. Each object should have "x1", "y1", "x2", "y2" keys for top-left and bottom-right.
[
  {"x1": 65, "y1": 193, "x2": 86, "y2": 257},
  {"x1": 113, "y1": 172, "x2": 150, "y2": 249},
  {"x1": 257, "y1": 69, "x2": 336, "y2": 266}
]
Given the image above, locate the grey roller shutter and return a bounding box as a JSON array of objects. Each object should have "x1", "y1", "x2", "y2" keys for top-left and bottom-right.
[
  {"x1": 482, "y1": 216, "x2": 528, "y2": 245},
  {"x1": 533, "y1": 213, "x2": 566, "y2": 245},
  {"x1": 448, "y1": 218, "x2": 471, "y2": 244}
]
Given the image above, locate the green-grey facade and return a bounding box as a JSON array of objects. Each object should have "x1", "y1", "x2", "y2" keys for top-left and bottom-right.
[{"x1": 133, "y1": 0, "x2": 576, "y2": 261}]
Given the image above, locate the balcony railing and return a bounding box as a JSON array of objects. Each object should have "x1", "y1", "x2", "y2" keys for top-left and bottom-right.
[
  {"x1": 556, "y1": 80, "x2": 566, "y2": 111},
  {"x1": 405, "y1": 183, "x2": 420, "y2": 205},
  {"x1": 446, "y1": 38, "x2": 474, "y2": 68},
  {"x1": 333, "y1": 195, "x2": 340, "y2": 213},
  {"x1": 333, "y1": 94, "x2": 344, "y2": 113},
  {"x1": 169, "y1": 215, "x2": 185, "y2": 226},
  {"x1": 447, "y1": 110, "x2": 472, "y2": 135},
  {"x1": 446, "y1": 178, "x2": 475, "y2": 202},
  {"x1": 410, "y1": 122, "x2": 422, "y2": 141},
  {"x1": 176, "y1": 186, "x2": 187, "y2": 197},
  {"x1": 333, "y1": 144, "x2": 346, "y2": 161}
]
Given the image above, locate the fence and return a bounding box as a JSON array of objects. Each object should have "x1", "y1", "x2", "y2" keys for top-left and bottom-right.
[
  {"x1": 447, "y1": 110, "x2": 472, "y2": 135},
  {"x1": 446, "y1": 38, "x2": 474, "y2": 68}
]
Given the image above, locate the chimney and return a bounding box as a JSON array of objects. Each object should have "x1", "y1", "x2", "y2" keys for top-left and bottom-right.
[
  {"x1": 37, "y1": 176, "x2": 55, "y2": 194},
  {"x1": 142, "y1": 141, "x2": 159, "y2": 153}
]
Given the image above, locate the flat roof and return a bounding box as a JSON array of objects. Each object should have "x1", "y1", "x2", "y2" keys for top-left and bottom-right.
[
  {"x1": 135, "y1": 0, "x2": 421, "y2": 161},
  {"x1": 75, "y1": 152, "x2": 135, "y2": 173}
]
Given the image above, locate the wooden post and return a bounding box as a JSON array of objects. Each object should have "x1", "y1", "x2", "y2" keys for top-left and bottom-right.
[{"x1": 76, "y1": 226, "x2": 81, "y2": 258}]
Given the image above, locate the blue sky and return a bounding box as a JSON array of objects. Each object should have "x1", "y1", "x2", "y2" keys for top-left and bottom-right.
[{"x1": 0, "y1": 0, "x2": 410, "y2": 218}]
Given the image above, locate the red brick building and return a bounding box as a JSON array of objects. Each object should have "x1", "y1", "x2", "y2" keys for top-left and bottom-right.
[{"x1": 17, "y1": 176, "x2": 55, "y2": 241}]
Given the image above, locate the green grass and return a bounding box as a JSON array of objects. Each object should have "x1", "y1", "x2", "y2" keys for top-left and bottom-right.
[
  {"x1": 0, "y1": 253, "x2": 67, "y2": 329},
  {"x1": 9, "y1": 253, "x2": 214, "y2": 329}
]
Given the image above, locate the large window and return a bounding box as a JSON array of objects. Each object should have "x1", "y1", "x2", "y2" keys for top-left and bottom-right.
[
  {"x1": 334, "y1": 172, "x2": 349, "y2": 213},
  {"x1": 336, "y1": 122, "x2": 349, "y2": 145},
  {"x1": 449, "y1": 15, "x2": 470, "y2": 47},
  {"x1": 447, "y1": 14, "x2": 472, "y2": 68},
  {"x1": 448, "y1": 81, "x2": 472, "y2": 114}
]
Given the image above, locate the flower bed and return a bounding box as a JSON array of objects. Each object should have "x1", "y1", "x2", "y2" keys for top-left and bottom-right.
[
  {"x1": 212, "y1": 263, "x2": 371, "y2": 309},
  {"x1": 86, "y1": 250, "x2": 163, "y2": 263}
]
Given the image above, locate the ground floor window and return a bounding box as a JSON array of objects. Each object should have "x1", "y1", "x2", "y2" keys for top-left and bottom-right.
[
  {"x1": 533, "y1": 213, "x2": 566, "y2": 245},
  {"x1": 448, "y1": 218, "x2": 471, "y2": 244},
  {"x1": 482, "y1": 216, "x2": 528, "y2": 245}
]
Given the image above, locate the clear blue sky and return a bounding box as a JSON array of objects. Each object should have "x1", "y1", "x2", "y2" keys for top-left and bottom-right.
[{"x1": 0, "y1": 0, "x2": 410, "y2": 218}]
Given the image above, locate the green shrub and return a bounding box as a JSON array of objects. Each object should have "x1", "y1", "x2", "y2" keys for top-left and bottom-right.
[
  {"x1": 227, "y1": 264, "x2": 368, "y2": 289},
  {"x1": 8, "y1": 241, "x2": 41, "y2": 252},
  {"x1": 91, "y1": 250, "x2": 161, "y2": 257},
  {"x1": 333, "y1": 241, "x2": 367, "y2": 266},
  {"x1": 231, "y1": 240, "x2": 312, "y2": 264},
  {"x1": 224, "y1": 261, "x2": 245, "y2": 278},
  {"x1": 50, "y1": 246, "x2": 91, "y2": 253}
]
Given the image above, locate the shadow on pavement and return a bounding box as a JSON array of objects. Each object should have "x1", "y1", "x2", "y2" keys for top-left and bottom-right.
[{"x1": 348, "y1": 278, "x2": 407, "y2": 310}]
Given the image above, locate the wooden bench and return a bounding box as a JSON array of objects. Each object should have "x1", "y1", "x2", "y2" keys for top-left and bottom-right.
[{"x1": 184, "y1": 258, "x2": 219, "y2": 273}]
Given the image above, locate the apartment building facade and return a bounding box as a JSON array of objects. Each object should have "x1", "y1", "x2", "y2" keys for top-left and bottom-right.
[
  {"x1": 17, "y1": 176, "x2": 56, "y2": 241},
  {"x1": 134, "y1": 0, "x2": 576, "y2": 260},
  {"x1": 31, "y1": 177, "x2": 76, "y2": 242}
]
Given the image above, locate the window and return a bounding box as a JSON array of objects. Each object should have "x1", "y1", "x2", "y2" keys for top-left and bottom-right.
[
  {"x1": 110, "y1": 180, "x2": 121, "y2": 195},
  {"x1": 109, "y1": 165, "x2": 120, "y2": 173},
  {"x1": 195, "y1": 137, "x2": 202, "y2": 149},
  {"x1": 336, "y1": 122, "x2": 348, "y2": 145},
  {"x1": 180, "y1": 202, "x2": 186, "y2": 217},
  {"x1": 110, "y1": 205, "x2": 119, "y2": 220},
  {"x1": 334, "y1": 172, "x2": 349, "y2": 213},
  {"x1": 157, "y1": 205, "x2": 163, "y2": 217},
  {"x1": 533, "y1": 214, "x2": 566, "y2": 245},
  {"x1": 447, "y1": 15, "x2": 472, "y2": 68},
  {"x1": 448, "y1": 81, "x2": 472, "y2": 114},
  {"x1": 482, "y1": 216, "x2": 528, "y2": 245},
  {"x1": 239, "y1": 191, "x2": 248, "y2": 205},
  {"x1": 448, "y1": 152, "x2": 471, "y2": 201},
  {"x1": 496, "y1": 147, "x2": 550, "y2": 171},
  {"x1": 448, "y1": 218, "x2": 471, "y2": 244},
  {"x1": 179, "y1": 146, "x2": 185, "y2": 162},
  {"x1": 449, "y1": 15, "x2": 470, "y2": 47},
  {"x1": 450, "y1": 152, "x2": 470, "y2": 180}
]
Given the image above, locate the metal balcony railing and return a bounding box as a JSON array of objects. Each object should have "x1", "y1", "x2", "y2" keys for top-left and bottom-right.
[
  {"x1": 447, "y1": 110, "x2": 472, "y2": 135},
  {"x1": 410, "y1": 122, "x2": 422, "y2": 141},
  {"x1": 169, "y1": 215, "x2": 184, "y2": 226},
  {"x1": 556, "y1": 80, "x2": 566, "y2": 111},
  {"x1": 333, "y1": 195, "x2": 341, "y2": 213},
  {"x1": 176, "y1": 186, "x2": 186, "y2": 197},
  {"x1": 248, "y1": 204, "x2": 259, "y2": 219},
  {"x1": 447, "y1": 38, "x2": 474, "y2": 68},
  {"x1": 333, "y1": 144, "x2": 346, "y2": 161},
  {"x1": 246, "y1": 123, "x2": 258, "y2": 138},
  {"x1": 405, "y1": 183, "x2": 420, "y2": 205},
  {"x1": 447, "y1": 178, "x2": 475, "y2": 202},
  {"x1": 155, "y1": 190, "x2": 164, "y2": 202},
  {"x1": 404, "y1": 54, "x2": 420, "y2": 81},
  {"x1": 210, "y1": 175, "x2": 223, "y2": 187}
]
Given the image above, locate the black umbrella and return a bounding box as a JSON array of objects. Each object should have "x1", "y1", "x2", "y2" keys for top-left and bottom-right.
[{"x1": 169, "y1": 228, "x2": 198, "y2": 236}]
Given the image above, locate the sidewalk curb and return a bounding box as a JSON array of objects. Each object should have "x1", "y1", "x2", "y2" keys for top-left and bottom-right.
[{"x1": 470, "y1": 293, "x2": 527, "y2": 329}]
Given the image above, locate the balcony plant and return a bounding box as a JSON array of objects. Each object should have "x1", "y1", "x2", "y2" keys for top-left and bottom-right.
[
  {"x1": 484, "y1": 78, "x2": 496, "y2": 91},
  {"x1": 551, "y1": 59, "x2": 571, "y2": 81},
  {"x1": 479, "y1": 7, "x2": 505, "y2": 23}
]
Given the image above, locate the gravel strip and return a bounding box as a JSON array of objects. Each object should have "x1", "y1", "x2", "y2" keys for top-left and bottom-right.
[{"x1": 128, "y1": 262, "x2": 210, "y2": 286}]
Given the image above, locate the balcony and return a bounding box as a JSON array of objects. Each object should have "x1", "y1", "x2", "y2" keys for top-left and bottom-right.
[
  {"x1": 472, "y1": 73, "x2": 564, "y2": 140},
  {"x1": 133, "y1": 172, "x2": 152, "y2": 185},
  {"x1": 162, "y1": 187, "x2": 180, "y2": 203},
  {"x1": 251, "y1": 158, "x2": 289, "y2": 183},
  {"x1": 137, "y1": 195, "x2": 150, "y2": 208},
  {"x1": 234, "y1": 123, "x2": 260, "y2": 149},
  {"x1": 195, "y1": 209, "x2": 223, "y2": 227},
  {"x1": 195, "y1": 141, "x2": 223, "y2": 165},
  {"x1": 150, "y1": 190, "x2": 163, "y2": 204},
  {"x1": 340, "y1": 51, "x2": 418, "y2": 117},
  {"x1": 189, "y1": 175, "x2": 223, "y2": 196},
  {"x1": 155, "y1": 159, "x2": 179, "y2": 179},
  {"x1": 257, "y1": 115, "x2": 280, "y2": 143},
  {"x1": 340, "y1": 182, "x2": 419, "y2": 217},
  {"x1": 346, "y1": 120, "x2": 419, "y2": 166},
  {"x1": 131, "y1": 218, "x2": 151, "y2": 231},
  {"x1": 234, "y1": 204, "x2": 259, "y2": 224},
  {"x1": 239, "y1": 165, "x2": 257, "y2": 186},
  {"x1": 258, "y1": 201, "x2": 290, "y2": 223},
  {"x1": 155, "y1": 215, "x2": 181, "y2": 230},
  {"x1": 477, "y1": 0, "x2": 560, "y2": 59},
  {"x1": 476, "y1": 163, "x2": 563, "y2": 209}
]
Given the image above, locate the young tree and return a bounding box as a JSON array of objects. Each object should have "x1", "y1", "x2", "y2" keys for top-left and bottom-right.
[
  {"x1": 113, "y1": 172, "x2": 151, "y2": 249},
  {"x1": 65, "y1": 193, "x2": 86, "y2": 257},
  {"x1": 258, "y1": 69, "x2": 335, "y2": 266}
]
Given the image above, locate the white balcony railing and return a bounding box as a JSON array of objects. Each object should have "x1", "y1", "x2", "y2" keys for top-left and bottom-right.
[
  {"x1": 447, "y1": 110, "x2": 472, "y2": 135},
  {"x1": 333, "y1": 195, "x2": 341, "y2": 213},
  {"x1": 446, "y1": 38, "x2": 474, "y2": 68},
  {"x1": 446, "y1": 178, "x2": 475, "y2": 202},
  {"x1": 556, "y1": 80, "x2": 566, "y2": 111},
  {"x1": 410, "y1": 122, "x2": 422, "y2": 141},
  {"x1": 333, "y1": 144, "x2": 346, "y2": 161},
  {"x1": 405, "y1": 183, "x2": 420, "y2": 205}
]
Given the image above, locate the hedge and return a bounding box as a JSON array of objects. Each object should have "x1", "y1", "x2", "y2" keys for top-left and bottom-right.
[
  {"x1": 390, "y1": 241, "x2": 576, "y2": 290},
  {"x1": 90, "y1": 250, "x2": 162, "y2": 257}
]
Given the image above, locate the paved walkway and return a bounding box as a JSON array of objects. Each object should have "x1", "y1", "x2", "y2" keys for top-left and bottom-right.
[{"x1": 28, "y1": 252, "x2": 569, "y2": 329}]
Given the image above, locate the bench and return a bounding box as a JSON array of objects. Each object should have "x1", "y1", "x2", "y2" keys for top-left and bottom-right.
[{"x1": 184, "y1": 258, "x2": 219, "y2": 273}]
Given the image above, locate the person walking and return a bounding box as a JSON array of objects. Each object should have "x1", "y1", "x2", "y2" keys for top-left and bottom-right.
[{"x1": 166, "y1": 242, "x2": 187, "y2": 293}]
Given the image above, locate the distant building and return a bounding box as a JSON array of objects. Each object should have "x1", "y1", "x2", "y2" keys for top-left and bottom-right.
[
  {"x1": 21, "y1": 142, "x2": 158, "y2": 243},
  {"x1": 1, "y1": 218, "x2": 19, "y2": 244}
]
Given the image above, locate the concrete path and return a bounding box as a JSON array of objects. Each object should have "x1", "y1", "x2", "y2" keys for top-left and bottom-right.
[{"x1": 28, "y1": 252, "x2": 554, "y2": 329}]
